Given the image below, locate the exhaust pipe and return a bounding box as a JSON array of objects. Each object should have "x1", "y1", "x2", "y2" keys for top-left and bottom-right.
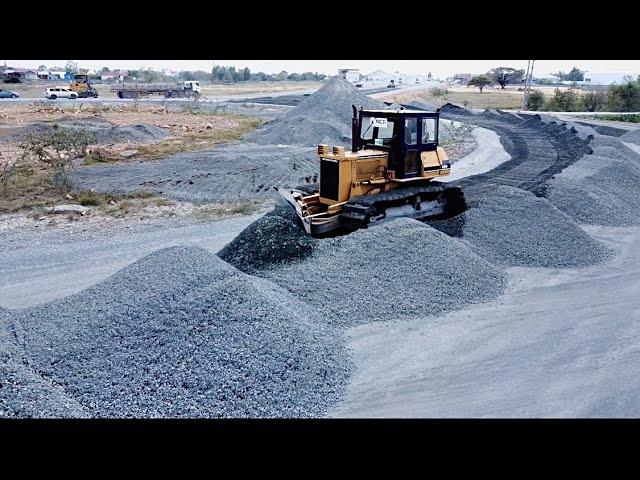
[{"x1": 352, "y1": 104, "x2": 360, "y2": 152}]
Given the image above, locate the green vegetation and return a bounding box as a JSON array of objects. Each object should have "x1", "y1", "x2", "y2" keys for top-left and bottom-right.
[
  {"x1": 526, "y1": 90, "x2": 545, "y2": 111},
  {"x1": 596, "y1": 114, "x2": 640, "y2": 123},
  {"x1": 488, "y1": 67, "x2": 525, "y2": 89},
  {"x1": 468, "y1": 75, "x2": 493, "y2": 93},
  {"x1": 211, "y1": 65, "x2": 326, "y2": 83},
  {"x1": 553, "y1": 67, "x2": 585, "y2": 82},
  {"x1": 524, "y1": 78, "x2": 640, "y2": 112}
]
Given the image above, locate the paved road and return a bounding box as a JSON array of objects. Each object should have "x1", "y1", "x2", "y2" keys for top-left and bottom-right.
[
  {"x1": 333, "y1": 226, "x2": 640, "y2": 417},
  {"x1": 0, "y1": 215, "x2": 259, "y2": 310}
]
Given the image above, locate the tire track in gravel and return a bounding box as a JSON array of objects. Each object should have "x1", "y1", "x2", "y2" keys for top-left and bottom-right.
[{"x1": 440, "y1": 108, "x2": 593, "y2": 207}]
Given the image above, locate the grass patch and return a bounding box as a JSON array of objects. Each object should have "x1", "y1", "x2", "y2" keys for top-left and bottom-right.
[
  {"x1": 137, "y1": 114, "x2": 262, "y2": 160},
  {"x1": 189, "y1": 201, "x2": 263, "y2": 222},
  {"x1": 388, "y1": 88, "x2": 525, "y2": 110},
  {"x1": 596, "y1": 114, "x2": 640, "y2": 123}
]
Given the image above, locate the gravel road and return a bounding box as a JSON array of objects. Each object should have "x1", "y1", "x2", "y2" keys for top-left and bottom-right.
[
  {"x1": 332, "y1": 226, "x2": 640, "y2": 417},
  {"x1": 0, "y1": 215, "x2": 259, "y2": 309}
]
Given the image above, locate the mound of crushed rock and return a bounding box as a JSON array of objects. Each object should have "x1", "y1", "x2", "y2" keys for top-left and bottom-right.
[
  {"x1": 620, "y1": 128, "x2": 640, "y2": 145},
  {"x1": 545, "y1": 136, "x2": 640, "y2": 226},
  {"x1": 460, "y1": 186, "x2": 612, "y2": 268},
  {"x1": 248, "y1": 77, "x2": 387, "y2": 146},
  {"x1": 3, "y1": 247, "x2": 348, "y2": 418},
  {"x1": 258, "y1": 218, "x2": 506, "y2": 326},
  {"x1": 218, "y1": 199, "x2": 316, "y2": 273},
  {"x1": 16, "y1": 118, "x2": 167, "y2": 145}
]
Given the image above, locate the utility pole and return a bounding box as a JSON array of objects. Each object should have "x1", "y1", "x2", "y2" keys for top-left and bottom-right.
[{"x1": 521, "y1": 59, "x2": 535, "y2": 111}]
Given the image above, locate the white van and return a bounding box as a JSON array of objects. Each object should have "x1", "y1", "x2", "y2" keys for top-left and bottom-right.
[{"x1": 44, "y1": 87, "x2": 78, "y2": 100}]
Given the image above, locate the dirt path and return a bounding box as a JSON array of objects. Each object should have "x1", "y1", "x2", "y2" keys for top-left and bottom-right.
[{"x1": 332, "y1": 225, "x2": 640, "y2": 417}]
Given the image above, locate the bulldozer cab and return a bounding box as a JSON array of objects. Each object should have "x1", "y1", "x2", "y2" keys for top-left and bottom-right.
[{"x1": 352, "y1": 107, "x2": 440, "y2": 179}]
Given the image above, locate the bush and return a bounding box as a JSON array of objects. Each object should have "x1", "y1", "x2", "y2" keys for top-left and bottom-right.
[
  {"x1": 526, "y1": 90, "x2": 545, "y2": 111},
  {"x1": 605, "y1": 80, "x2": 640, "y2": 112},
  {"x1": 20, "y1": 125, "x2": 96, "y2": 188},
  {"x1": 544, "y1": 88, "x2": 580, "y2": 112},
  {"x1": 430, "y1": 87, "x2": 448, "y2": 98},
  {"x1": 580, "y1": 91, "x2": 605, "y2": 112}
]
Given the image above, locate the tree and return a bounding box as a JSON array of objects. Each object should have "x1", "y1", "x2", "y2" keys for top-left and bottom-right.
[
  {"x1": 65, "y1": 60, "x2": 78, "y2": 73},
  {"x1": 38, "y1": 64, "x2": 47, "y2": 71},
  {"x1": 554, "y1": 66, "x2": 585, "y2": 82},
  {"x1": 102, "y1": 66, "x2": 110, "y2": 72},
  {"x1": 526, "y1": 90, "x2": 545, "y2": 111},
  {"x1": 468, "y1": 75, "x2": 493, "y2": 93},
  {"x1": 488, "y1": 67, "x2": 525, "y2": 89},
  {"x1": 241, "y1": 67, "x2": 251, "y2": 82}
]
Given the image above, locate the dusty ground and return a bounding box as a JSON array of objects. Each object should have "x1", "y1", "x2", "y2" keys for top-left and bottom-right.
[{"x1": 0, "y1": 102, "x2": 264, "y2": 227}]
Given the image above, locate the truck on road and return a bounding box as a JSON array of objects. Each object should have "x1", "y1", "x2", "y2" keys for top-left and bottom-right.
[{"x1": 111, "y1": 80, "x2": 201, "y2": 99}]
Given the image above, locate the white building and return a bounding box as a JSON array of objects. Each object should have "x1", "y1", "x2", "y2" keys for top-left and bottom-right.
[{"x1": 338, "y1": 68, "x2": 360, "y2": 83}]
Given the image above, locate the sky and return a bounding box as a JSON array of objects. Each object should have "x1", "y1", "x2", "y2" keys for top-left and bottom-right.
[{"x1": 3, "y1": 60, "x2": 640, "y2": 78}]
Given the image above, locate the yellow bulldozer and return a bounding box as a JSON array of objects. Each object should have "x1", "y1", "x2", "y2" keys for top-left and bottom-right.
[
  {"x1": 276, "y1": 105, "x2": 465, "y2": 236},
  {"x1": 70, "y1": 73, "x2": 99, "y2": 98}
]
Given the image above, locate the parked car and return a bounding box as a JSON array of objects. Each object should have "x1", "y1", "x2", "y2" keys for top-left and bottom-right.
[
  {"x1": 355, "y1": 82, "x2": 363, "y2": 88},
  {"x1": 44, "y1": 87, "x2": 78, "y2": 100},
  {"x1": 3, "y1": 76, "x2": 21, "y2": 84},
  {"x1": 0, "y1": 89, "x2": 20, "y2": 98}
]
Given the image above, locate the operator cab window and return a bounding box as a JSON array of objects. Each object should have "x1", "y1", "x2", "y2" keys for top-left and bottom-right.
[
  {"x1": 421, "y1": 117, "x2": 437, "y2": 143},
  {"x1": 404, "y1": 118, "x2": 418, "y2": 145},
  {"x1": 361, "y1": 116, "x2": 395, "y2": 146}
]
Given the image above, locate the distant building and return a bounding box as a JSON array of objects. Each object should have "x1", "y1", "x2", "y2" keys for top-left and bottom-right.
[
  {"x1": 364, "y1": 70, "x2": 391, "y2": 83},
  {"x1": 452, "y1": 73, "x2": 472, "y2": 85},
  {"x1": 3, "y1": 68, "x2": 38, "y2": 81},
  {"x1": 338, "y1": 68, "x2": 360, "y2": 83},
  {"x1": 101, "y1": 70, "x2": 128, "y2": 82},
  {"x1": 532, "y1": 74, "x2": 561, "y2": 85},
  {"x1": 581, "y1": 72, "x2": 639, "y2": 86}
]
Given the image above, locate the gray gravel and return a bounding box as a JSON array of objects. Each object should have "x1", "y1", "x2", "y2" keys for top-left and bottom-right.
[
  {"x1": 72, "y1": 143, "x2": 318, "y2": 204},
  {"x1": 15, "y1": 117, "x2": 168, "y2": 145},
  {"x1": 258, "y1": 218, "x2": 506, "y2": 327},
  {"x1": 247, "y1": 77, "x2": 388, "y2": 147},
  {"x1": 620, "y1": 127, "x2": 640, "y2": 145},
  {"x1": 460, "y1": 186, "x2": 612, "y2": 268},
  {"x1": 218, "y1": 199, "x2": 316, "y2": 274},
  {"x1": 3, "y1": 246, "x2": 348, "y2": 418},
  {"x1": 0, "y1": 308, "x2": 89, "y2": 418},
  {"x1": 545, "y1": 136, "x2": 640, "y2": 226}
]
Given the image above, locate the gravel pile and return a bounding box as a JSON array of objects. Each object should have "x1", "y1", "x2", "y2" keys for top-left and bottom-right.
[
  {"x1": 574, "y1": 121, "x2": 628, "y2": 138},
  {"x1": 460, "y1": 186, "x2": 612, "y2": 268},
  {"x1": 406, "y1": 100, "x2": 439, "y2": 112},
  {"x1": 248, "y1": 77, "x2": 387, "y2": 146},
  {"x1": 218, "y1": 199, "x2": 316, "y2": 274},
  {"x1": 620, "y1": 128, "x2": 640, "y2": 145},
  {"x1": 72, "y1": 143, "x2": 318, "y2": 204},
  {"x1": 259, "y1": 218, "x2": 506, "y2": 327},
  {"x1": 0, "y1": 310, "x2": 89, "y2": 418},
  {"x1": 545, "y1": 136, "x2": 640, "y2": 226},
  {"x1": 5, "y1": 246, "x2": 348, "y2": 418},
  {"x1": 16, "y1": 118, "x2": 168, "y2": 145}
]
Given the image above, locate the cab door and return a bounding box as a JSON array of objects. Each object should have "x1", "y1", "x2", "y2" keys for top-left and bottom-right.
[{"x1": 402, "y1": 116, "x2": 420, "y2": 178}]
